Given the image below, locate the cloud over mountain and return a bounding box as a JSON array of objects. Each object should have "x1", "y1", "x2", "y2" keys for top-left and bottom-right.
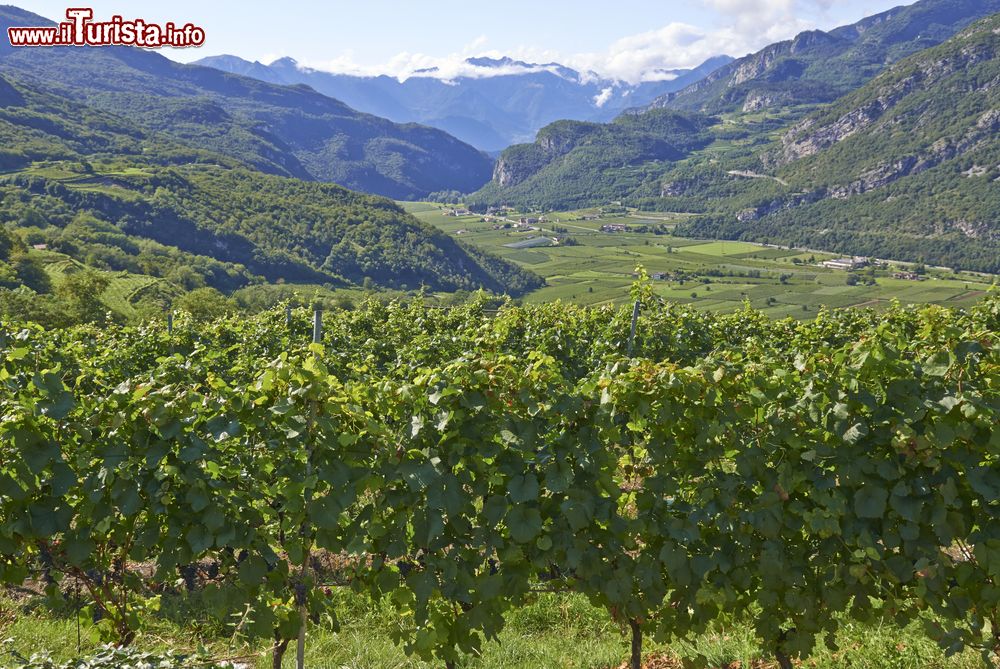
[{"x1": 285, "y1": 0, "x2": 902, "y2": 84}]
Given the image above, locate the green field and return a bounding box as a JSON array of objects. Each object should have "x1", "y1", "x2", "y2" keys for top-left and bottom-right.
[
  {"x1": 35, "y1": 250, "x2": 179, "y2": 318},
  {"x1": 406, "y1": 203, "x2": 997, "y2": 316}
]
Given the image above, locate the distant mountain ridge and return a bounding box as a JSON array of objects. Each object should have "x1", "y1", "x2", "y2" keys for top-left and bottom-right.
[
  {"x1": 193, "y1": 54, "x2": 735, "y2": 152},
  {"x1": 650, "y1": 0, "x2": 1000, "y2": 113},
  {"x1": 0, "y1": 5, "x2": 493, "y2": 199}
]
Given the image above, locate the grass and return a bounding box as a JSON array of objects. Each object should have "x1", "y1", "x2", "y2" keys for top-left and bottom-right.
[
  {"x1": 397, "y1": 202, "x2": 442, "y2": 214},
  {"x1": 403, "y1": 203, "x2": 998, "y2": 317},
  {"x1": 504, "y1": 237, "x2": 555, "y2": 249},
  {"x1": 1, "y1": 588, "x2": 988, "y2": 669},
  {"x1": 679, "y1": 241, "x2": 766, "y2": 257}
]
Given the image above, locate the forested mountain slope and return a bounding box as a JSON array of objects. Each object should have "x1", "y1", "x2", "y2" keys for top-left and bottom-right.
[
  {"x1": 0, "y1": 73, "x2": 540, "y2": 322},
  {"x1": 468, "y1": 110, "x2": 714, "y2": 210},
  {"x1": 649, "y1": 0, "x2": 1000, "y2": 114},
  {"x1": 0, "y1": 5, "x2": 493, "y2": 199},
  {"x1": 679, "y1": 14, "x2": 1000, "y2": 272}
]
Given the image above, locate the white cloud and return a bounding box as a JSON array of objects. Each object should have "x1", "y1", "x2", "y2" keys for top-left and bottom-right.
[
  {"x1": 567, "y1": 22, "x2": 729, "y2": 82},
  {"x1": 645, "y1": 71, "x2": 680, "y2": 83},
  {"x1": 593, "y1": 86, "x2": 614, "y2": 107},
  {"x1": 293, "y1": 0, "x2": 860, "y2": 85},
  {"x1": 298, "y1": 40, "x2": 578, "y2": 83},
  {"x1": 299, "y1": 54, "x2": 578, "y2": 83},
  {"x1": 561, "y1": 0, "x2": 841, "y2": 81}
]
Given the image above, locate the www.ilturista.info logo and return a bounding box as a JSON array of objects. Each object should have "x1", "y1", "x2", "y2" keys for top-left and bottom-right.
[{"x1": 7, "y1": 8, "x2": 205, "y2": 48}]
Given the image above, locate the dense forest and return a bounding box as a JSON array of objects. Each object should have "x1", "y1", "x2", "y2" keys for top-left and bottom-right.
[
  {"x1": 468, "y1": 109, "x2": 715, "y2": 210},
  {"x1": 0, "y1": 72, "x2": 540, "y2": 325}
]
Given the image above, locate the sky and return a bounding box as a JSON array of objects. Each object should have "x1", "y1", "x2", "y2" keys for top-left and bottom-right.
[{"x1": 16, "y1": 0, "x2": 916, "y2": 83}]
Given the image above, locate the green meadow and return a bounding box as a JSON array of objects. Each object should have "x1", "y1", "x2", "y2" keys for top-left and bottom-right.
[{"x1": 402, "y1": 202, "x2": 997, "y2": 317}]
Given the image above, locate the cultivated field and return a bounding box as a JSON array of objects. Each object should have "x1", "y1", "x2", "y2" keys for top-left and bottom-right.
[{"x1": 403, "y1": 203, "x2": 996, "y2": 316}]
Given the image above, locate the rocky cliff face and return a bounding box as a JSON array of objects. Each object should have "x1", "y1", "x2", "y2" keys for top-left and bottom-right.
[
  {"x1": 777, "y1": 75, "x2": 921, "y2": 163},
  {"x1": 731, "y1": 31, "x2": 844, "y2": 86},
  {"x1": 493, "y1": 155, "x2": 530, "y2": 188},
  {"x1": 823, "y1": 106, "x2": 999, "y2": 199},
  {"x1": 646, "y1": 0, "x2": 1000, "y2": 114},
  {"x1": 780, "y1": 35, "x2": 997, "y2": 168},
  {"x1": 742, "y1": 89, "x2": 794, "y2": 112},
  {"x1": 490, "y1": 120, "x2": 600, "y2": 188},
  {"x1": 740, "y1": 18, "x2": 1000, "y2": 237}
]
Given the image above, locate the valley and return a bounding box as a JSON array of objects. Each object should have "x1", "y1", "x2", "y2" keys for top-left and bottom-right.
[
  {"x1": 471, "y1": 10, "x2": 1000, "y2": 276},
  {"x1": 407, "y1": 202, "x2": 998, "y2": 317}
]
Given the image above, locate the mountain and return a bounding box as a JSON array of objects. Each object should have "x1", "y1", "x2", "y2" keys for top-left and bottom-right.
[
  {"x1": 680, "y1": 13, "x2": 1000, "y2": 273},
  {"x1": 468, "y1": 109, "x2": 714, "y2": 210},
  {"x1": 194, "y1": 54, "x2": 734, "y2": 152},
  {"x1": 472, "y1": 12, "x2": 1000, "y2": 273},
  {"x1": 649, "y1": 0, "x2": 1000, "y2": 114},
  {"x1": 0, "y1": 72, "x2": 542, "y2": 314},
  {"x1": 0, "y1": 6, "x2": 493, "y2": 199}
]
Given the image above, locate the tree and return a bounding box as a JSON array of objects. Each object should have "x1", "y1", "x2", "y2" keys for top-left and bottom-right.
[
  {"x1": 175, "y1": 287, "x2": 233, "y2": 321},
  {"x1": 13, "y1": 254, "x2": 52, "y2": 293},
  {"x1": 56, "y1": 269, "x2": 111, "y2": 324},
  {"x1": 167, "y1": 265, "x2": 206, "y2": 291},
  {"x1": 333, "y1": 293, "x2": 355, "y2": 310},
  {"x1": 0, "y1": 227, "x2": 16, "y2": 261},
  {"x1": 0, "y1": 286, "x2": 60, "y2": 324}
]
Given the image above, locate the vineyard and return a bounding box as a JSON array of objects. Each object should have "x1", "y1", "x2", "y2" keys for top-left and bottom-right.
[{"x1": 1, "y1": 283, "x2": 999, "y2": 668}]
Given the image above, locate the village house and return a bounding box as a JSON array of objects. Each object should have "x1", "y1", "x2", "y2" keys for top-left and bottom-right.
[
  {"x1": 600, "y1": 224, "x2": 630, "y2": 233},
  {"x1": 821, "y1": 257, "x2": 869, "y2": 270}
]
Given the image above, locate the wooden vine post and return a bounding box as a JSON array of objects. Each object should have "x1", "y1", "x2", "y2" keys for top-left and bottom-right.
[
  {"x1": 627, "y1": 300, "x2": 641, "y2": 357},
  {"x1": 294, "y1": 308, "x2": 323, "y2": 669}
]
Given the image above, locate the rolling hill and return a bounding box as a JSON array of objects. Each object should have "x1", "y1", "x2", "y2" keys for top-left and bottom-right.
[
  {"x1": 0, "y1": 5, "x2": 493, "y2": 199},
  {"x1": 0, "y1": 72, "x2": 541, "y2": 320}
]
